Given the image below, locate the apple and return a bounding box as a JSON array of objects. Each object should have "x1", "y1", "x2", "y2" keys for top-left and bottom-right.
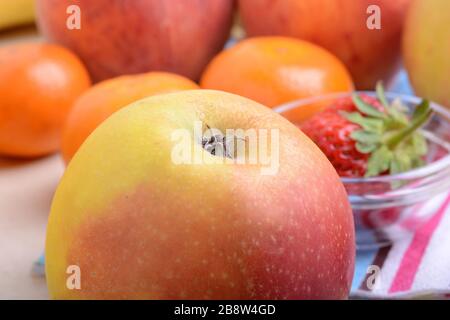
[
  {"x1": 46, "y1": 90, "x2": 355, "y2": 299},
  {"x1": 238, "y1": 0, "x2": 411, "y2": 89},
  {"x1": 403, "y1": 0, "x2": 450, "y2": 108},
  {"x1": 35, "y1": 0, "x2": 234, "y2": 82}
]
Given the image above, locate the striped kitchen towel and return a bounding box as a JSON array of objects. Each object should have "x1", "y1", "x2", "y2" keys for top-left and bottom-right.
[{"x1": 351, "y1": 191, "x2": 450, "y2": 299}]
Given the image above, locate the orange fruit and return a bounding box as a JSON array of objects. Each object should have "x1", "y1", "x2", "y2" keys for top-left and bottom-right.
[
  {"x1": 61, "y1": 72, "x2": 199, "y2": 163},
  {"x1": 201, "y1": 36, "x2": 354, "y2": 122},
  {"x1": 0, "y1": 43, "x2": 91, "y2": 158}
]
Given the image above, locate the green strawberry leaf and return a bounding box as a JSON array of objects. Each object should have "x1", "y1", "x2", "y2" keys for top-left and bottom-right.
[
  {"x1": 352, "y1": 93, "x2": 386, "y2": 119},
  {"x1": 351, "y1": 130, "x2": 381, "y2": 144},
  {"x1": 376, "y1": 81, "x2": 389, "y2": 110},
  {"x1": 390, "y1": 157, "x2": 402, "y2": 175},
  {"x1": 415, "y1": 134, "x2": 427, "y2": 156},
  {"x1": 342, "y1": 111, "x2": 384, "y2": 133},
  {"x1": 366, "y1": 145, "x2": 392, "y2": 177},
  {"x1": 356, "y1": 142, "x2": 377, "y2": 154},
  {"x1": 393, "y1": 151, "x2": 412, "y2": 173},
  {"x1": 387, "y1": 99, "x2": 409, "y2": 126}
]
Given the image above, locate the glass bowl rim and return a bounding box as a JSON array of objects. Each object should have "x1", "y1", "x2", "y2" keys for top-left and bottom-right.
[{"x1": 273, "y1": 91, "x2": 450, "y2": 184}]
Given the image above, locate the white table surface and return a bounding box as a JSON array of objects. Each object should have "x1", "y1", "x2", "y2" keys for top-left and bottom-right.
[
  {"x1": 0, "y1": 155, "x2": 64, "y2": 299},
  {"x1": 0, "y1": 25, "x2": 56, "y2": 300}
]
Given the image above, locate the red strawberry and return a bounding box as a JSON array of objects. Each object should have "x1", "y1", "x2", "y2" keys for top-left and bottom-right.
[{"x1": 301, "y1": 82, "x2": 432, "y2": 178}]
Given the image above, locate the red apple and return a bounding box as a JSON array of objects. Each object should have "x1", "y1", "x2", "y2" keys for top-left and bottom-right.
[
  {"x1": 46, "y1": 90, "x2": 355, "y2": 299},
  {"x1": 36, "y1": 0, "x2": 234, "y2": 82},
  {"x1": 238, "y1": 0, "x2": 410, "y2": 89}
]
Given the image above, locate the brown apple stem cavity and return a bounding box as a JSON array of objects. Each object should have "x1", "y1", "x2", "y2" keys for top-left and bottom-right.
[
  {"x1": 201, "y1": 132, "x2": 233, "y2": 159},
  {"x1": 201, "y1": 123, "x2": 243, "y2": 159}
]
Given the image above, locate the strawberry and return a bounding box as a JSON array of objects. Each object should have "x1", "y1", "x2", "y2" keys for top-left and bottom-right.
[{"x1": 301, "y1": 82, "x2": 433, "y2": 178}]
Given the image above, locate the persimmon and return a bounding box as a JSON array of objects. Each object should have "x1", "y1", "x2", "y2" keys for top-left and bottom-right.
[
  {"x1": 0, "y1": 43, "x2": 91, "y2": 158},
  {"x1": 201, "y1": 36, "x2": 354, "y2": 122},
  {"x1": 61, "y1": 72, "x2": 199, "y2": 163}
]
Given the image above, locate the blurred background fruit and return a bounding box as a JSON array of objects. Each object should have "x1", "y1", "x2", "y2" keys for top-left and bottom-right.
[
  {"x1": 0, "y1": 43, "x2": 91, "y2": 158},
  {"x1": 0, "y1": 0, "x2": 35, "y2": 30},
  {"x1": 201, "y1": 36, "x2": 354, "y2": 122},
  {"x1": 62, "y1": 72, "x2": 198, "y2": 163},
  {"x1": 239, "y1": 0, "x2": 411, "y2": 90},
  {"x1": 36, "y1": 0, "x2": 234, "y2": 82},
  {"x1": 403, "y1": 0, "x2": 450, "y2": 108}
]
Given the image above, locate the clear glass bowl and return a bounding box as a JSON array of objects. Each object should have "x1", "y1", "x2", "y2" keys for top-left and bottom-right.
[{"x1": 274, "y1": 92, "x2": 450, "y2": 250}]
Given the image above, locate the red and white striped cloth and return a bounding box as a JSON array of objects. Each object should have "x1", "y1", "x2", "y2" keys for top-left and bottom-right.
[{"x1": 351, "y1": 191, "x2": 450, "y2": 299}]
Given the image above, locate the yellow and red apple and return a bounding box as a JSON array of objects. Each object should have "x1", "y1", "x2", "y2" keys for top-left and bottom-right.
[
  {"x1": 36, "y1": 0, "x2": 234, "y2": 82},
  {"x1": 46, "y1": 90, "x2": 355, "y2": 299},
  {"x1": 403, "y1": 0, "x2": 450, "y2": 108}
]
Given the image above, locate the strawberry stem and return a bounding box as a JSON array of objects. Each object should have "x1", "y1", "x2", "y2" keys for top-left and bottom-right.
[{"x1": 385, "y1": 100, "x2": 432, "y2": 149}]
